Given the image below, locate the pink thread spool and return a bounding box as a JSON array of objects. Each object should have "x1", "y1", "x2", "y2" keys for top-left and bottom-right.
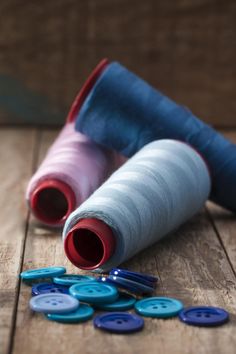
[{"x1": 26, "y1": 59, "x2": 123, "y2": 227}]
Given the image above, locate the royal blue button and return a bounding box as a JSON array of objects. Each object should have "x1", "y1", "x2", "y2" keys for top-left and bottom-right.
[
  {"x1": 29, "y1": 293, "x2": 79, "y2": 314},
  {"x1": 95, "y1": 293, "x2": 136, "y2": 311},
  {"x1": 46, "y1": 303, "x2": 94, "y2": 323},
  {"x1": 110, "y1": 268, "x2": 158, "y2": 287},
  {"x1": 135, "y1": 297, "x2": 183, "y2": 318},
  {"x1": 69, "y1": 281, "x2": 118, "y2": 304},
  {"x1": 21, "y1": 266, "x2": 66, "y2": 280},
  {"x1": 179, "y1": 306, "x2": 229, "y2": 327},
  {"x1": 32, "y1": 283, "x2": 69, "y2": 296},
  {"x1": 53, "y1": 274, "x2": 96, "y2": 286},
  {"x1": 106, "y1": 275, "x2": 154, "y2": 294},
  {"x1": 94, "y1": 312, "x2": 144, "y2": 334}
]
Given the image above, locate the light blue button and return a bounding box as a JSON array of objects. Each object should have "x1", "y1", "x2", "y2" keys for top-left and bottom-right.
[
  {"x1": 69, "y1": 281, "x2": 118, "y2": 304},
  {"x1": 135, "y1": 297, "x2": 184, "y2": 318},
  {"x1": 53, "y1": 274, "x2": 96, "y2": 286},
  {"x1": 46, "y1": 304, "x2": 94, "y2": 323},
  {"x1": 95, "y1": 292, "x2": 136, "y2": 311},
  {"x1": 21, "y1": 266, "x2": 66, "y2": 280},
  {"x1": 29, "y1": 293, "x2": 79, "y2": 314}
]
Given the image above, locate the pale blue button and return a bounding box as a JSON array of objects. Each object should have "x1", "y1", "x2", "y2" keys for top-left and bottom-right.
[
  {"x1": 29, "y1": 293, "x2": 79, "y2": 314},
  {"x1": 69, "y1": 281, "x2": 118, "y2": 304},
  {"x1": 46, "y1": 304, "x2": 94, "y2": 323},
  {"x1": 53, "y1": 274, "x2": 96, "y2": 286},
  {"x1": 95, "y1": 292, "x2": 136, "y2": 311},
  {"x1": 21, "y1": 266, "x2": 66, "y2": 280},
  {"x1": 135, "y1": 297, "x2": 184, "y2": 318}
]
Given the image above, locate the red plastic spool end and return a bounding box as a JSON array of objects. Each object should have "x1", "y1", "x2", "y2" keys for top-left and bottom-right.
[
  {"x1": 30, "y1": 179, "x2": 76, "y2": 226},
  {"x1": 67, "y1": 58, "x2": 109, "y2": 123},
  {"x1": 64, "y1": 218, "x2": 115, "y2": 270}
]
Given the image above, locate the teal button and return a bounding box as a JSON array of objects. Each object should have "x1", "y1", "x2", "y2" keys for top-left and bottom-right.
[
  {"x1": 46, "y1": 304, "x2": 94, "y2": 323},
  {"x1": 21, "y1": 267, "x2": 66, "y2": 280},
  {"x1": 53, "y1": 274, "x2": 96, "y2": 286},
  {"x1": 95, "y1": 292, "x2": 136, "y2": 311},
  {"x1": 69, "y1": 281, "x2": 118, "y2": 304},
  {"x1": 135, "y1": 297, "x2": 184, "y2": 318}
]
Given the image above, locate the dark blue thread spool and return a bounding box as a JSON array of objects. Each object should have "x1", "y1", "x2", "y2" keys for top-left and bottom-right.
[{"x1": 75, "y1": 61, "x2": 236, "y2": 213}]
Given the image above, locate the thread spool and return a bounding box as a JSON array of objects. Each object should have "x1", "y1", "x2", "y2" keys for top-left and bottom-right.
[
  {"x1": 75, "y1": 60, "x2": 236, "y2": 213},
  {"x1": 26, "y1": 60, "x2": 123, "y2": 226},
  {"x1": 26, "y1": 122, "x2": 123, "y2": 226},
  {"x1": 63, "y1": 140, "x2": 211, "y2": 271},
  {"x1": 26, "y1": 59, "x2": 125, "y2": 226}
]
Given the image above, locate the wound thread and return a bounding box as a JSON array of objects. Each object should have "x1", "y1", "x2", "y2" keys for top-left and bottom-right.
[
  {"x1": 76, "y1": 60, "x2": 236, "y2": 213},
  {"x1": 63, "y1": 140, "x2": 211, "y2": 271},
  {"x1": 26, "y1": 123, "x2": 123, "y2": 226}
]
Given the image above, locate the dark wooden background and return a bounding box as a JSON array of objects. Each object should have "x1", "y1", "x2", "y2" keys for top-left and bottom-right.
[{"x1": 0, "y1": 0, "x2": 235, "y2": 127}]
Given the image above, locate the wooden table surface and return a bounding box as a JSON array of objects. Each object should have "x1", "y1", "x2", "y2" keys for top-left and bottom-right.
[{"x1": 1, "y1": 127, "x2": 236, "y2": 354}]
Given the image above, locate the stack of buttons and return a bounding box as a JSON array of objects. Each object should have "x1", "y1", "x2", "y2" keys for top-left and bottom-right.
[
  {"x1": 21, "y1": 267, "x2": 95, "y2": 323},
  {"x1": 20, "y1": 266, "x2": 230, "y2": 332},
  {"x1": 98, "y1": 268, "x2": 158, "y2": 295}
]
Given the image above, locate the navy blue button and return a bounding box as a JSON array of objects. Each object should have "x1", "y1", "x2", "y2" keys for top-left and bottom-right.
[
  {"x1": 110, "y1": 268, "x2": 158, "y2": 287},
  {"x1": 98, "y1": 275, "x2": 135, "y2": 290},
  {"x1": 46, "y1": 304, "x2": 94, "y2": 323},
  {"x1": 93, "y1": 312, "x2": 144, "y2": 334},
  {"x1": 106, "y1": 275, "x2": 154, "y2": 294},
  {"x1": 32, "y1": 283, "x2": 69, "y2": 296},
  {"x1": 21, "y1": 266, "x2": 66, "y2": 280},
  {"x1": 179, "y1": 306, "x2": 229, "y2": 327},
  {"x1": 95, "y1": 293, "x2": 136, "y2": 311}
]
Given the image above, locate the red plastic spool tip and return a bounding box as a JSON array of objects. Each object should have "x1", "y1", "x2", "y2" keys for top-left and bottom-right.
[
  {"x1": 64, "y1": 218, "x2": 115, "y2": 270},
  {"x1": 67, "y1": 58, "x2": 109, "y2": 123},
  {"x1": 30, "y1": 179, "x2": 76, "y2": 226}
]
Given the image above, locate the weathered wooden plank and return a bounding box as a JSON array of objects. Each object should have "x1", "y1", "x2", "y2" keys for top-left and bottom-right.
[
  {"x1": 13, "y1": 214, "x2": 236, "y2": 354},
  {"x1": 0, "y1": 128, "x2": 36, "y2": 354},
  {"x1": 207, "y1": 131, "x2": 236, "y2": 274},
  {"x1": 0, "y1": 0, "x2": 235, "y2": 126},
  {"x1": 12, "y1": 129, "x2": 236, "y2": 354}
]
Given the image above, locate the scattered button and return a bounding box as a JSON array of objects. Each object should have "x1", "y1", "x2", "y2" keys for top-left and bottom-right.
[
  {"x1": 29, "y1": 293, "x2": 79, "y2": 314},
  {"x1": 135, "y1": 297, "x2": 183, "y2": 318},
  {"x1": 106, "y1": 275, "x2": 154, "y2": 294},
  {"x1": 21, "y1": 266, "x2": 66, "y2": 280},
  {"x1": 53, "y1": 274, "x2": 96, "y2": 286},
  {"x1": 93, "y1": 312, "x2": 144, "y2": 334},
  {"x1": 46, "y1": 304, "x2": 94, "y2": 323},
  {"x1": 178, "y1": 306, "x2": 229, "y2": 327},
  {"x1": 69, "y1": 281, "x2": 118, "y2": 304},
  {"x1": 95, "y1": 293, "x2": 136, "y2": 311},
  {"x1": 110, "y1": 268, "x2": 158, "y2": 287},
  {"x1": 32, "y1": 283, "x2": 69, "y2": 296}
]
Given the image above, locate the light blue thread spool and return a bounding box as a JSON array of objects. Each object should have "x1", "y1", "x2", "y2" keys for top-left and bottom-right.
[{"x1": 63, "y1": 140, "x2": 211, "y2": 272}]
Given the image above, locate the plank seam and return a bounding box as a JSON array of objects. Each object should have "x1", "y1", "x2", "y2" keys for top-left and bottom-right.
[
  {"x1": 7, "y1": 129, "x2": 42, "y2": 354},
  {"x1": 205, "y1": 206, "x2": 236, "y2": 279}
]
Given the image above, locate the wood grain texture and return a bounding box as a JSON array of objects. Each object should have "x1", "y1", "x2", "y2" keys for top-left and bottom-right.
[
  {"x1": 9, "y1": 130, "x2": 236, "y2": 354},
  {"x1": 207, "y1": 131, "x2": 236, "y2": 273},
  {"x1": 12, "y1": 213, "x2": 236, "y2": 354},
  {"x1": 0, "y1": 0, "x2": 236, "y2": 126},
  {"x1": 0, "y1": 128, "x2": 35, "y2": 354}
]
